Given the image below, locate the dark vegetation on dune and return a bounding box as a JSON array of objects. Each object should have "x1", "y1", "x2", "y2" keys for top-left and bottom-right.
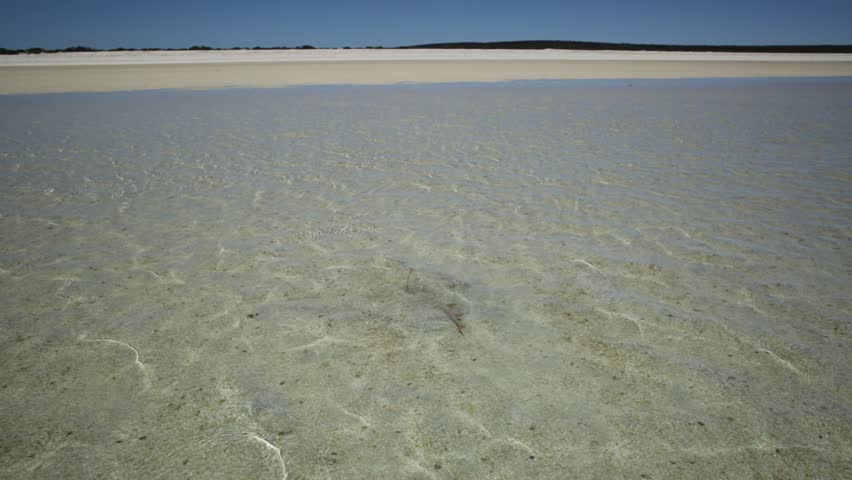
[
  {"x1": 2, "y1": 40, "x2": 851, "y2": 55},
  {"x1": 0, "y1": 45, "x2": 318, "y2": 55},
  {"x1": 399, "y1": 40, "x2": 852, "y2": 53}
]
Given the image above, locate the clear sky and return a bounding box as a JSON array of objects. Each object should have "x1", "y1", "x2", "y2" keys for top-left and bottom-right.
[{"x1": 2, "y1": 0, "x2": 851, "y2": 50}]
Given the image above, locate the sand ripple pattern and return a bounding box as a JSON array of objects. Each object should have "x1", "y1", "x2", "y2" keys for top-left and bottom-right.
[{"x1": 1, "y1": 80, "x2": 851, "y2": 479}]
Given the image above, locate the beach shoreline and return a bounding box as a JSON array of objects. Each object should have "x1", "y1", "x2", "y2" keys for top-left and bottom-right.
[{"x1": 2, "y1": 49, "x2": 852, "y2": 94}]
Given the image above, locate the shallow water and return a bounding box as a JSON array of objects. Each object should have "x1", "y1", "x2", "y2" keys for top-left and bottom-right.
[{"x1": 1, "y1": 79, "x2": 851, "y2": 479}]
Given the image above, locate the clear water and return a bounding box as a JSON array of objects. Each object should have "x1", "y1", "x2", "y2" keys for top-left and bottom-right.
[{"x1": 1, "y1": 79, "x2": 851, "y2": 479}]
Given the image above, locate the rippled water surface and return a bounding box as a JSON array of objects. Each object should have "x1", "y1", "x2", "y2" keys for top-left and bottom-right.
[{"x1": 2, "y1": 79, "x2": 851, "y2": 479}]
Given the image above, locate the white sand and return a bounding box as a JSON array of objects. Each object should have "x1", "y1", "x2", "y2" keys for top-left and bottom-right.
[
  {"x1": 1, "y1": 49, "x2": 851, "y2": 94},
  {"x1": 3, "y1": 48, "x2": 852, "y2": 66}
]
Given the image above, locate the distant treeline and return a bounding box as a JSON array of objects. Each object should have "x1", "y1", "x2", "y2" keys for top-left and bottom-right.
[
  {"x1": 2, "y1": 40, "x2": 851, "y2": 55},
  {"x1": 0, "y1": 45, "x2": 322, "y2": 55},
  {"x1": 400, "y1": 40, "x2": 852, "y2": 54}
]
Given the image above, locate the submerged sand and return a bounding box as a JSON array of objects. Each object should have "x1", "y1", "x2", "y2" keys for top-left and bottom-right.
[
  {"x1": 1, "y1": 49, "x2": 852, "y2": 94},
  {"x1": 2, "y1": 80, "x2": 851, "y2": 479}
]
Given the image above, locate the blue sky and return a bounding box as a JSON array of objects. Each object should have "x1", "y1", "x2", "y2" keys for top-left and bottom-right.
[{"x1": 1, "y1": 0, "x2": 851, "y2": 49}]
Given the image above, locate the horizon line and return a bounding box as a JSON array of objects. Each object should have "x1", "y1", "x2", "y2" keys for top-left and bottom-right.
[{"x1": 3, "y1": 40, "x2": 852, "y2": 55}]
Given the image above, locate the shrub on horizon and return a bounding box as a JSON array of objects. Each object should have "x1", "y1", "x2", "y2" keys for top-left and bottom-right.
[{"x1": 62, "y1": 46, "x2": 96, "y2": 52}]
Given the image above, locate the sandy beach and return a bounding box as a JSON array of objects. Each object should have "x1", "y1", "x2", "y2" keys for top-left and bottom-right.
[{"x1": 2, "y1": 49, "x2": 852, "y2": 94}]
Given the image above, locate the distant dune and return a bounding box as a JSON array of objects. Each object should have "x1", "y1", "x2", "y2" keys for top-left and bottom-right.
[
  {"x1": 3, "y1": 40, "x2": 852, "y2": 56},
  {"x1": 400, "y1": 40, "x2": 852, "y2": 54}
]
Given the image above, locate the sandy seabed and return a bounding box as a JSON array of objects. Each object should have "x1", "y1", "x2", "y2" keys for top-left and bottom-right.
[
  {"x1": 1, "y1": 78, "x2": 851, "y2": 479},
  {"x1": 1, "y1": 49, "x2": 852, "y2": 94}
]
